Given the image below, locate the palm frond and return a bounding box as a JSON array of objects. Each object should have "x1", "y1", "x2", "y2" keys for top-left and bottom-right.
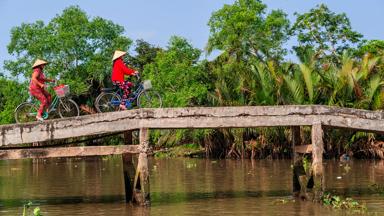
[{"x1": 283, "y1": 74, "x2": 304, "y2": 104}]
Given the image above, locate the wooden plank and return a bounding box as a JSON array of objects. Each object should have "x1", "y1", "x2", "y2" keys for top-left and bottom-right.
[
  {"x1": 295, "y1": 144, "x2": 312, "y2": 154},
  {"x1": 2, "y1": 105, "x2": 384, "y2": 146},
  {"x1": 0, "y1": 145, "x2": 139, "y2": 160}
]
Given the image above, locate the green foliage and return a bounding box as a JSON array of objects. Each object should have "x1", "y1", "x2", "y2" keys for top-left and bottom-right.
[
  {"x1": 207, "y1": 0, "x2": 290, "y2": 62},
  {"x1": 154, "y1": 143, "x2": 203, "y2": 158},
  {"x1": 302, "y1": 155, "x2": 310, "y2": 173},
  {"x1": 321, "y1": 193, "x2": 367, "y2": 213},
  {"x1": 5, "y1": 6, "x2": 131, "y2": 99},
  {"x1": 292, "y1": 4, "x2": 363, "y2": 62},
  {"x1": 0, "y1": 78, "x2": 28, "y2": 124},
  {"x1": 357, "y1": 40, "x2": 384, "y2": 56},
  {"x1": 144, "y1": 36, "x2": 210, "y2": 107},
  {"x1": 126, "y1": 39, "x2": 162, "y2": 72},
  {"x1": 22, "y1": 201, "x2": 42, "y2": 216}
]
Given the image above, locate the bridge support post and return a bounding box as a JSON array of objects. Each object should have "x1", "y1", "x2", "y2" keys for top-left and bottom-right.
[
  {"x1": 311, "y1": 123, "x2": 324, "y2": 202},
  {"x1": 291, "y1": 126, "x2": 301, "y2": 197},
  {"x1": 132, "y1": 128, "x2": 150, "y2": 206},
  {"x1": 122, "y1": 130, "x2": 135, "y2": 203},
  {"x1": 124, "y1": 130, "x2": 133, "y2": 145},
  {"x1": 122, "y1": 153, "x2": 136, "y2": 202}
]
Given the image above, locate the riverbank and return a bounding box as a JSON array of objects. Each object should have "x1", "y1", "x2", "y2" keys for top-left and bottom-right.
[{"x1": 153, "y1": 143, "x2": 205, "y2": 158}]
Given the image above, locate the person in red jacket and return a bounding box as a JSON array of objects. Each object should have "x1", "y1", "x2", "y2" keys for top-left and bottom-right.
[
  {"x1": 111, "y1": 50, "x2": 139, "y2": 110},
  {"x1": 29, "y1": 59, "x2": 55, "y2": 121}
]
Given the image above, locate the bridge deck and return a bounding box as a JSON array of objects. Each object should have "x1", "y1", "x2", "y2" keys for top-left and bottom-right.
[{"x1": 1, "y1": 105, "x2": 384, "y2": 146}]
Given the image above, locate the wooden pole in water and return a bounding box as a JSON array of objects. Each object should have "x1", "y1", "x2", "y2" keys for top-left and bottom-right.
[
  {"x1": 311, "y1": 123, "x2": 324, "y2": 202},
  {"x1": 133, "y1": 128, "x2": 150, "y2": 206},
  {"x1": 122, "y1": 130, "x2": 135, "y2": 203},
  {"x1": 291, "y1": 126, "x2": 301, "y2": 197},
  {"x1": 291, "y1": 126, "x2": 301, "y2": 158},
  {"x1": 124, "y1": 131, "x2": 133, "y2": 145},
  {"x1": 122, "y1": 153, "x2": 136, "y2": 202}
]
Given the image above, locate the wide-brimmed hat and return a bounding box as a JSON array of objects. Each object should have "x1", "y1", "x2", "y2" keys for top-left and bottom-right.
[
  {"x1": 112, "y1": 50, "x2": 127, "y2": 61},
  {"x1": 32, "y1": 59, "x2": 48, "y2": 68}
]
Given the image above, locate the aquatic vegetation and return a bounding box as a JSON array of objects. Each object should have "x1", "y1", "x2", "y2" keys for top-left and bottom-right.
[
  {"x1": 22, "y1": 201, "x2": 42, "y2": 216},
  {"x1": 321, "y1": 193, "x2": 367, "y2": 213}
]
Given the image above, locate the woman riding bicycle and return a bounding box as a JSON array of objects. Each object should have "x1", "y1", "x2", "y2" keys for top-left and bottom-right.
[
  {"x1": 111, "y1": 50, "x2": 139, "y2": 110},
  {"x1": 29, "y1": 59, "x2": 55, "y2": 121}
]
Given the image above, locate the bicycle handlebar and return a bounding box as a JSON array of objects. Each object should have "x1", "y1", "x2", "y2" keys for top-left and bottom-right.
[{"x1": 45, "y1": 81, "x2": 57, "y2": 87}]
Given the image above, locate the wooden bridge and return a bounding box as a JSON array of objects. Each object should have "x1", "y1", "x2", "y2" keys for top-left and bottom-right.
[{"x1": 1, "y1": 105, "x2": 384, "y2": 205}]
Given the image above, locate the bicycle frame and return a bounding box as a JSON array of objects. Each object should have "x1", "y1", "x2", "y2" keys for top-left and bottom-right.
[
  {"x1": 48, "y1": 96, "x2": 60, "y2": 112},
  {"x1": 110, "y1": 83, "x2": 145, "y2": 107},
  {"x1": 22, "y1": 95, "x2": 58, "y2": 119}
]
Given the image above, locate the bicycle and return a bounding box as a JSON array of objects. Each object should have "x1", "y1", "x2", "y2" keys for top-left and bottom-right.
[
  {"x1": 95, "y1": 75, "x2": 162, "y2": 113},
  {"x1": 15, "y1": 83, "x2": 80, "y2": 123}
]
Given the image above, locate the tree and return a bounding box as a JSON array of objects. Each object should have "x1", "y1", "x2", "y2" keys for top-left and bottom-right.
[
  {"x1": 291, "y1": 4, "x2": 363, "y2": 62},
  {"x1": 144, "y1": 36, "x2": 210, "y2": 107},
  {"x1": 126, "y1": 39, "x2": 162, "y2": 72},
  {"x1": 143, "y1": 36, "x2": 212, "y2": 147},
  {"x1": 4, "y1": 6, "x2": 131, "y2": 101},
  {"x1": 356, "y1": 40, "x2": 384, "y2": 56},
  {"x1": 207, "y1": 0, "x2": 290, "y2": 62}
]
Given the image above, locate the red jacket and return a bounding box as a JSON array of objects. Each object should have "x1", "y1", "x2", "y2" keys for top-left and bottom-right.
[{"x1": 111, "y1": 58, "x2": 136, "y2": 82}]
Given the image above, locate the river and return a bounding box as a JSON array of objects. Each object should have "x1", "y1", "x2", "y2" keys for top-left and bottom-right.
[{"x1": 0, "y1": 157, "x2": 383, "y2": 215}]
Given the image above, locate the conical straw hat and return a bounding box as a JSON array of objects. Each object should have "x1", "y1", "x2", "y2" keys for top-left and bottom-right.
[
  {"x1": 112, "y1": 50, "x2": 127, "y2": 61},
  {"x1": 32, "y1": 59, "x2": 48, "y2": 68}
]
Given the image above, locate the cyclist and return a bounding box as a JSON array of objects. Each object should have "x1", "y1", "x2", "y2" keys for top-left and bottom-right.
[
  {"x1": 29, "y1": 59, "x2": 55, "y2": 121},
  {"x1": 111, "y1": 50, "x2": 139, "y2": 110}
]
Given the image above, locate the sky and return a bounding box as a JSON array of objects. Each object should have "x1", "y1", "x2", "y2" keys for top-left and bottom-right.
[{"x1": 0, "y1": 0, "x2": 383, "y2": 76}]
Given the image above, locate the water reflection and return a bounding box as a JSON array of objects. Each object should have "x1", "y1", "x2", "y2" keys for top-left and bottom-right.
[{"x1": 0, "y1": 157, "x2": 383, "y2": 215}]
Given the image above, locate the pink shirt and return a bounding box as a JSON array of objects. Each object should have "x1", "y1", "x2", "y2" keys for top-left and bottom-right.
[{"x1": 29, "y1": 68, "x2": 46, "y2": 89}]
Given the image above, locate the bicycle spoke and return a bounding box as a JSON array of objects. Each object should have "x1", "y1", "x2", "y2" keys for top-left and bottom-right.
[
  {"x1": 58, "y1": 98, "x2": 79, "y2": 118},
  {"x1": 138, "y1": 90, "x2": 162, "y2": 108},
  {"x1": 95, "y1": 93, "x2": 121, "y2": 113},
  {"x1": 15, "y1": 103, "x2": 38, "y2": 123}
]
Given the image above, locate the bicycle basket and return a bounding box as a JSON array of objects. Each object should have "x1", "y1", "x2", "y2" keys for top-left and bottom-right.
[
  {"x1": 143, "y1": 80, "x2": 152, "y2": 90},
  {"x1": 54, "y1": 84, "x2": 70, "y2": 98}
]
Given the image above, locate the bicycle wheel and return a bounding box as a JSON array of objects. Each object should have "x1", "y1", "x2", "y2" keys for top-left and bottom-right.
[
  {"x1": 58, "y1": 98, "x2": 80, "y2": 118},
  {"x1": 95, "y1": 92, "x2": 121, "y2": 113},
  {"x1": 137, "y1": 90, "x2": 162, "y2": 108},
  {"x1": 15, "y1": 102, "x2": 38, "y2": 123}
]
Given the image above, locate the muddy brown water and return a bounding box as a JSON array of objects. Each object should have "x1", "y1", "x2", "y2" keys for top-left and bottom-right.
[{"x1": 0, "y1": 157, "x2": 384, "y2": 215}]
